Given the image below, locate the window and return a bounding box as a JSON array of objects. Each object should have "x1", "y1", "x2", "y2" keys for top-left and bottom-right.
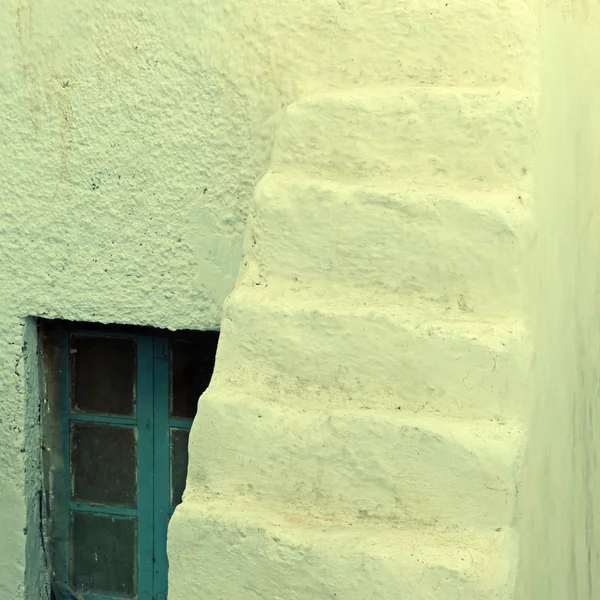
[{"x1": 40, "y1": 322, "x2": 219, "y2": 600}]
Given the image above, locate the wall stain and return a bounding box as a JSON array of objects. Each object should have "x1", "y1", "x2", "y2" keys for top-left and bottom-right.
[
  {"x1": 16, "y1": 0, "x2": 41, "y2": 132},
  {"x1": 16, "y1": 0, "x2": 74, "y2": 199},
  {"x1": 572, "y1": 0, "x2": 590, "y2": 19},
  {"x1": 52, "y1": 80, "x2": 74, "y2": 200},
  {"x1": 547, "y1": 0, "x2": 590, "y2": 20}
]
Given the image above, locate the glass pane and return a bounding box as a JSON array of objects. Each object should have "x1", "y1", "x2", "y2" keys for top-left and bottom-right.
[
  {"x1": 170, "y1": 428, "x2": 190, "y2": 507},
  {"x1": 71, "y1": 423, "x2": 137, "y2": 508},
  {"x1": 171, "y1": 333, "x2": 219, "y2": 419},
  {"x1": 71, "y1": 335, "x2": 137, "y2": 416},
  {"x1": 70, "y1": 512, "x2": 137, "y2": 597}
]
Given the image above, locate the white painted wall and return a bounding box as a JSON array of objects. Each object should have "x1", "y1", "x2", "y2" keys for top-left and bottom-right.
[
  {"x1": 2, "y1": 0, "x2": 599, "y2": 598},
  {"x1": 518, "y1": 2, "x2": 600, "y2": 598},
  {"x1": 1, "y1": 1, "x2": 259, "y2": 597},
  {"x1": 169, "y1": 1, "x2": 539, "y2": 599}
]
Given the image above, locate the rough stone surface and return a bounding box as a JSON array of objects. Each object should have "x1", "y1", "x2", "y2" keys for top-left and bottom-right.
[
  {"x1": 8, "y1": 0, "x2": 596, "y2": 598},
  {"x1": 169, "y1": 1, "x2": 538, "y2": 598},
  {"x1": 251, "y1": 174, "x2": 533, "y2": 319},
  {"x1": 169, "y1": 498, "x2": 518, "y2": 600},
  {"x1": 1, "y1": 0, "x2": 257, "y2": 596}
]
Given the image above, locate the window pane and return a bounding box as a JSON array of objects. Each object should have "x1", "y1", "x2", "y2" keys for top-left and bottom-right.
[
  {"x1": 71, "y1": 423, "x2": 137, "y2": 508},
  {"x1": 170, "y1": 428, "x2": 190, "y2": 507},
  {"x1": 70, "y1": 512, "x2": 137, "y2": 597},
  {"x1": 71, "y1": 335, "x2": 137, "y2": 416},
  {"x1": 171, "y1": 333, "x2": 218, "y2": 419}
]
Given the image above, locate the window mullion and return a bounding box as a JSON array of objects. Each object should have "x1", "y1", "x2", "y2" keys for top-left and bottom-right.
[
  {"x1": 59, "y1": 332, "x2": 71, "y2": 597},
  {"x1": 137, "y1": 336, "x2": 155, "y2": 600},
  {"x1": 152, "y1": 337, "x2": 171, "y2": 598}
]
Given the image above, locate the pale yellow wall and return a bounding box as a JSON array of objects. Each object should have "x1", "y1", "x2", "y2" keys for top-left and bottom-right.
[
  {"x1": 0, "y1": 1, "x2": 258, "y2": 597},
  {"x1": 518, "y1": 1, "x2": 600, "y2": 598},
  {"x1": 169, "y1": 2, "x2": 539, "y2": 600},
  {"x1": 2, "y1": 0, "x2": 598, "y2": 598}
]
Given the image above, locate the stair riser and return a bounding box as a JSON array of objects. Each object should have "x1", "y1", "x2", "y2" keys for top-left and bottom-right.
[
  {"x1": 249, "y1": 175, "x2": 530, "y2": 317},
  {"x1": 271, "y1": 89, "x2": 536, "y2": 190},
  {"x1": 188, "y1": 395, "x2": 519, "y2": 529},
  {"x1": 230, "y1": 0, "x2": 536, "y2": 92},
  {"x1": 169, "y1": 505, "x2": 517, "y2": 600},
  {"x1": 215, "y1": 293, "x2": 531, "y2": 420}
]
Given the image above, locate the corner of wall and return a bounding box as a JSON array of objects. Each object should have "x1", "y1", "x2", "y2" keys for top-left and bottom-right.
[{"x1": 23, "y1": 318, "x2": 50, "y2": 600}]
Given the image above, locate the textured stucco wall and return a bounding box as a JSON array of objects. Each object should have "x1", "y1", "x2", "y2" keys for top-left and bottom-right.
[
  {"x1": 169, "y1": 1, "x2": 539, "y2": 599},
  {"x1": 0, "y1": 0, "x2": 263, "y2": 596},
  {"x1": 518, "y1": 2, "x2": 600, "y2": 598},
  {"x1": 4, "y1": 0, "x2": 595, "y2": 598}
]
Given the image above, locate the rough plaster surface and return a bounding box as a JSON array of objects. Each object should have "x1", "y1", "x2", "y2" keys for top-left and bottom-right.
[
  {"x1": 215, "y1": 287, "x2": 531, "y2": 421},
  {"x1": 1, "y1": 0, "x2": 257, "y2": 596},
  {"x1": 251, "y1": 174, "x2": 531, "y2": 320},
  {"x1": 189, "y1": 392, "x2": 522, "y2": 529},
  {"x1": 270, "y1": 88, "x2": 536, "y2": 190},
  {"x1": 4, "y1": 0, "x2": 594, "y2": 598},
  {"x1": 170, "y1": 498, "x2": 518, "y2": 600},
  {"x1": 193, "y1": 0, "x2": 538, "y2": 96},
  {"x1": 168, "y1": 1, "x2": 538, "y2": 599}
]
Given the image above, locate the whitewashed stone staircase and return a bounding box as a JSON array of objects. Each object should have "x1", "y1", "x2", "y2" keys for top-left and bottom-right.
[{"x1": 169, "y1": 82, "x2": 535, "y2": 599}]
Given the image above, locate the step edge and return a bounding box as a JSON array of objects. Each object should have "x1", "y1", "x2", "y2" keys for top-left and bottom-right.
[
  {"x1": 287, "y1": 84, "x2": 538, "y2": 107},
  {"x1": 175, "y1": 494, "x2": 519, "y2": 552},
  {"x1": 224, "y1": 284, "x2": 528, "y2": 334},
  {"x1": 198, "y1": 386, "x2": 526, "y2": 457},
  {"x1": 255, "y1": 170, "x2": 534, "y2": 222}
]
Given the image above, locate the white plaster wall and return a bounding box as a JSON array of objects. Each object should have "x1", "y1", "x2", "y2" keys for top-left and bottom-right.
[
  {"x1": 0, "y1": 0, "x2": 261, "y2": 596},
  {"x1": 518, "y1": 2, "x2": 600, "y2": 598},
  {"x1": 169, "y1": 1, "x2": 539, "y2": 599},
  {"x1": 4, "y1": 0, "x2": 593, "y2": 598}
]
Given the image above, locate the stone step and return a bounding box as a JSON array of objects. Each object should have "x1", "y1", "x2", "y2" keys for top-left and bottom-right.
[
  {"x1": 241, "y1": 0, "x2": 536, "y2": 93},
  {"x1": 244, "y1": 173, "x2": 531, "y2": 318},
  {"x1": 215, "y1": 287, "x2": 530, "y2": 421},
  {"x1": 269, "y1": 86, "x2": 536, "y2": 190},
  {"x1": 169, "y1": 498, "x2": 517, "y2": 600},
  {"x1": 187, "y1": 390, "x2": 521, "y2": 530}
]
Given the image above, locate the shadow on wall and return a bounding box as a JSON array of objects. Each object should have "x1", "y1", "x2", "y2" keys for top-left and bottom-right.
[{"x1": 518, "y1": 2, "x2": 600, "y2": 599}]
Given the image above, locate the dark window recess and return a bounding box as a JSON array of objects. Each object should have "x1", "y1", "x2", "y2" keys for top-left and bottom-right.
[
  {"x1": 40, "y1": 321, "x2": 219, "y2": 600},
  {"x1": 170, "y1": 429, "x2": 190, "y2": 508},
  {"x1": 70, "y1": 335, "x2": 137, "y2": 417},
  {"x1": 170, "y1": 333, "x2": 219, "y2": 419}
]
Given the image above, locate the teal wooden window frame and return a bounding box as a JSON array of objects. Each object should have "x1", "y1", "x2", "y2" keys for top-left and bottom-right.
[{"x1": 50, "y1": 326, "x2": 217, "y2": 600}]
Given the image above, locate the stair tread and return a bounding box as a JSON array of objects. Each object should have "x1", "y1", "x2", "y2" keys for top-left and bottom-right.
[
  {"x1": 172, "y1": 497, "x2": 517, "y2": 598},
  {"x1": 187, "y1": 389, "x2": 521, "y2": 529},
  {"x1": 201, "y1": 383, "x2": 522, "y2": 450},
  {"x1": 270, "y1": 85, "x2": 536, "y2": 190},
  {"x1": 174, "y1": 494, "x2": 517, "y2": 593},
  {"x1": 257, "y1": 170, "x2": 532, "y2": 216},
  {"x1": 287, "y1": 83, "x2": 533, "y2": 105},
  {"x1": 216, "y1": 286, "x2": 530, "y2": 421},
  {"x1": 171, "y1": 500, "x2": 516, "y2": 599},
  {"x1": 179, "y1": 494, "x2": 515, "y2": 550},
  {"x1": 244, "y1": 171, "x2": 531, "y2": 324},
  {"x1": 228, "y1": 284, "x2": 525, "y2": 332}
]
